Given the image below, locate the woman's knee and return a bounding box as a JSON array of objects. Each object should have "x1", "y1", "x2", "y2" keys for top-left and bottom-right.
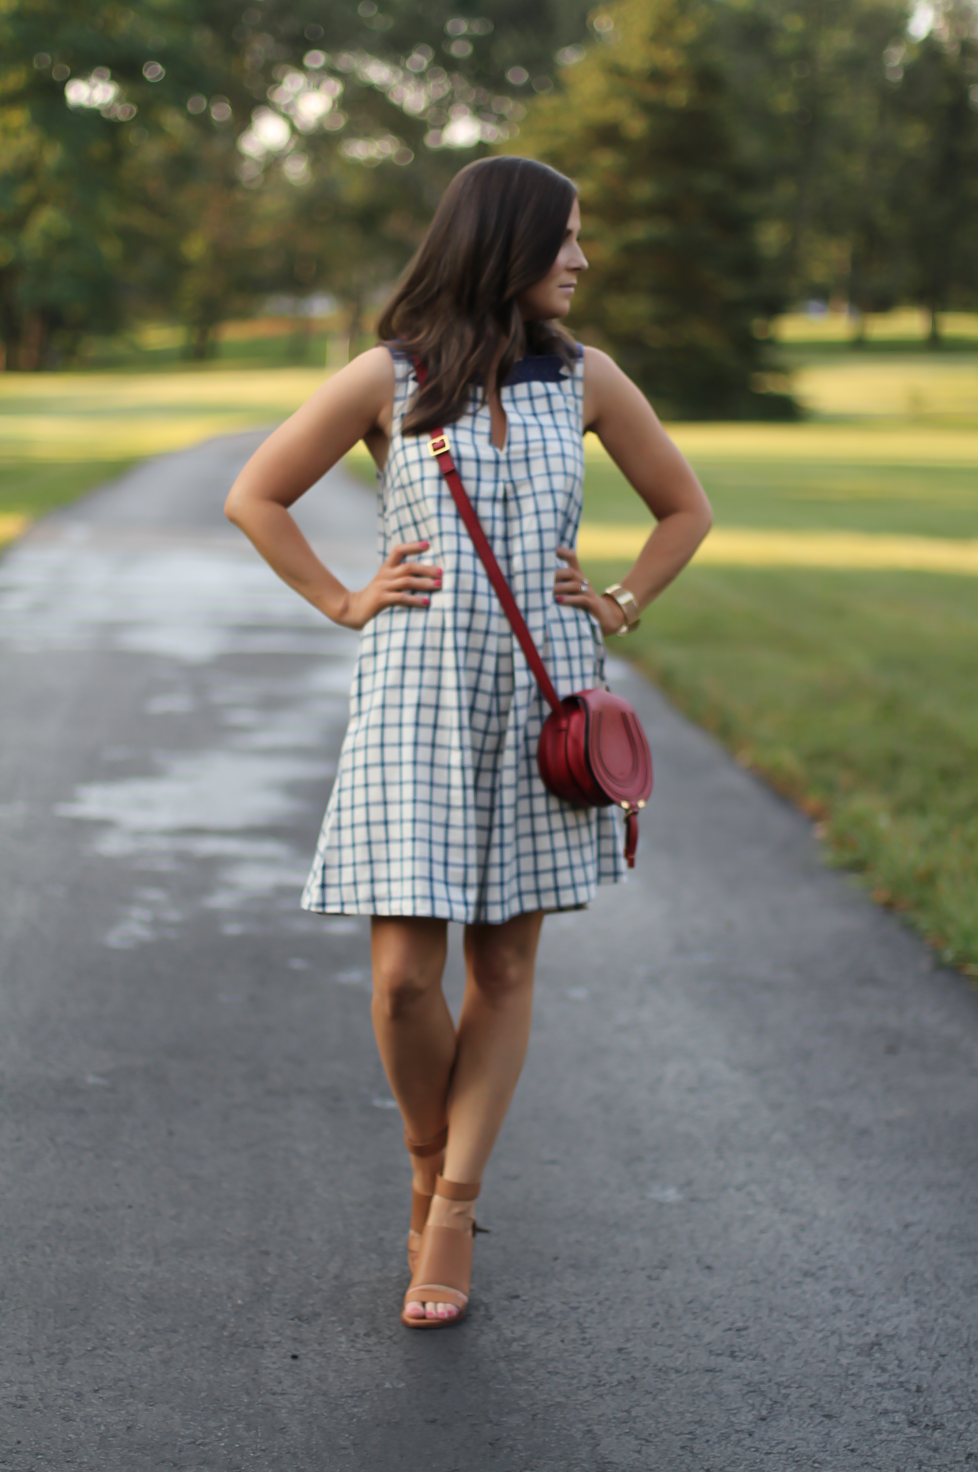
[
  {"x1": 467, "y1": 944, "x2": 535, "y2": 1005},
  {"x1": 370, "y1": 918, "x2": 447, "y2": 1021},
  {"x1": 372, "y1": 963, "x2": 440, "y2": 1020},
  {"x1": 465, "y1": 912, "x2": 542, "y2": 1005}
]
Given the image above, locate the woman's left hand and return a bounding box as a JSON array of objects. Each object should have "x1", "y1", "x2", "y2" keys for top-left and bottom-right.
[{"x1": 553, "y1": 546, "x2": 628, "y2": 637}]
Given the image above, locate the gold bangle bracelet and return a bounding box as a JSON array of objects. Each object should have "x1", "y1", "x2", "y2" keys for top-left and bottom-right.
[{"x1": 603, "y1": 583, "x2": 641, "y2": 635}]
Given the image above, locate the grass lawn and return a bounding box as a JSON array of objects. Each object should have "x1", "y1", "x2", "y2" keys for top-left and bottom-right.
[
  {"x1": 0, "y1": 366, "x2": 327, "y2": 531},
  {"x1": 3, "y1": 309, "x2": 977, "y2": 974},
  {"x1": 0, "y1": 317, "x2": 345, "y2": 533}
]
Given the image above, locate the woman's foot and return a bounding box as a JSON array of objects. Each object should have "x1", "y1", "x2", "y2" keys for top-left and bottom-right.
[{"x1": 401, "y1": 1178, "x2": 480, "y2": 1328}]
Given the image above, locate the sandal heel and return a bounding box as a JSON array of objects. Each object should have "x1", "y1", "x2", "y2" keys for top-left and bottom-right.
[{"x1": 402, "y1": 1176, "x2": 481, "y2": 1329}]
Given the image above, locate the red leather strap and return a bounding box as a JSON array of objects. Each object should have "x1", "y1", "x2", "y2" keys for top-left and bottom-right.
[{"x1": 413, "y1": 360, "x2": 563, "y2": 716}]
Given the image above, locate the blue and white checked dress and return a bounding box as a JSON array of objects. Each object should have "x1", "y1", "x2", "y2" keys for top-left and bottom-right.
[{"x1": 301, "y1": 345, "x2": 626, "y2": 923}]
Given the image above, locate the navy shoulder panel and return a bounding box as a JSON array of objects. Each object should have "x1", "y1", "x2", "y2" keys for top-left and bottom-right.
[
  {"x1": 383, "y1": 343, "x2": 582, "y2": 381},
  {"x1": 506, "y1": 344, "x2": 582, "y2": 385}
]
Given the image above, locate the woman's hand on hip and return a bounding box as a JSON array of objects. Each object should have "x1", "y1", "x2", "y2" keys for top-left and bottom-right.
[
  {"x1": 554, "y1": 546, "x2": 627, "y2": 636},
  {"x1": 330, "y1": 541, "x2": 442, "y2": 630}
]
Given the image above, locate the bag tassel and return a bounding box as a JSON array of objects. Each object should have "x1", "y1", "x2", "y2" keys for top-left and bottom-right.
[{"x1": 624, "y1": 808, "x2": 639, "y2": 869}]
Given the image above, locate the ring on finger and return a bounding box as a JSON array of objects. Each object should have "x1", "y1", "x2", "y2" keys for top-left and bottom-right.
[{"x1": 581, "y1": 579, "x2": 589, "y2": 593}]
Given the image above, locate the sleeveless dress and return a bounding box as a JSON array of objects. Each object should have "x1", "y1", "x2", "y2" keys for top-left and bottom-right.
[{"x1": 301, "y1": 346, "x2": 627, "y2": 924}]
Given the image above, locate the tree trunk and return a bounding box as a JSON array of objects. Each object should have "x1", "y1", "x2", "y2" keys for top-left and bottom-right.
[
  {"x1": 0, "y1": 269, "x2": 20, "y2": 371},
  {"x1": 192, "y1": 321, "x2": 213, "y2": 361},
  {"x1": 927, "y1": 306, "x2": 942, "y2": 348},
  {"x1": 19, "y1": 312, "x2": 47, "y2": 371}
]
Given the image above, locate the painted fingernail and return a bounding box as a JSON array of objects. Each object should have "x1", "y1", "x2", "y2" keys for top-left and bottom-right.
[
  {"x1": 422, "y1": 598, "x2": 431, "y2": 605},
  {"x1": 420, "y1": 541, "x2": 430, "y2": 549},
  {"x1": 555, "y1": 595, "x2": 565, "y2": 602}
]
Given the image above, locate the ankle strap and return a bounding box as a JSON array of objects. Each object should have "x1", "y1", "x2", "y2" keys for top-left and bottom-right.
[
  {"x1": 404, "y1": 1125, "x2": 448, "y2": 1158},
  {"x1": 435, "y1": 1175, "x2": 480, "y2": 1201}
]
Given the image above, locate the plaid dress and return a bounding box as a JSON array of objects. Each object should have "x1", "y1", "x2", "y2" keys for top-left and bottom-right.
[{"x1": 301, "y1": 346, "x2": 626, "y2": 923}]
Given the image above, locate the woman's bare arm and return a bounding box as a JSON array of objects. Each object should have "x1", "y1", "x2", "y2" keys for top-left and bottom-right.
[
  {"x1": 224, "y1": 346, "x2": 441, "y2": 630},
  {"x1": 555, "y1": 347, "x2": 713, "y2": 633}
]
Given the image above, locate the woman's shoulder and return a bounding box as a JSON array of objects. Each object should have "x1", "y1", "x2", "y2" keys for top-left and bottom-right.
[
  {"x1": 581, "y1": 345, "x2": 617, "y2": 378},
  {"x1": 377, "y1": 340, "x2": 423, "y2": 392},
  {"x1": 328, "y1": 343, "x2": 397, "y2": 399},
  {"x1": 342, "y1": 342, "x2": 398, "y2": 374},
  {"x1": 581, "y1": 345, "x2": 630, "y2": 399},
  {"x1": 309, "y1": 346, "x2": 396, "y2": 430}
]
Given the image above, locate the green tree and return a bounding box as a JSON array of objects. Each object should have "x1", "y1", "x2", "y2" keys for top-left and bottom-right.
[
  {"x1": 719, "y1": 0, "x2": 911, "y2": 318},
  {"x1": 0, "y1": 0, "x2": 241, "y2": 365},
  {"x1": 889, "y1": 0, "x2": 978, "y2": 342},
  {"x1": 0, "y1": 90, "x2": 123, "y2": 367},
  {"x1": 0, "y1": 0, "x2": 597, "y2": 365},
  {"x1": 717, "y1": 0, "x2": 978, "y2": 345},
  {"x1": 512, "y1": 0, "x2": 796, "y2": 419}
]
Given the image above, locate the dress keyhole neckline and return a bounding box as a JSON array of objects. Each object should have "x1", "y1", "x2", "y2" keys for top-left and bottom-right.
[{"x1": 488, "y1": 393, "x2": 508, "y2": 454}]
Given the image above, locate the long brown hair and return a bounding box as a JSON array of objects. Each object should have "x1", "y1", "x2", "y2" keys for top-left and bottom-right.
[{"x1": 376, "y1": 156, "x2": 578, "y2": 436}]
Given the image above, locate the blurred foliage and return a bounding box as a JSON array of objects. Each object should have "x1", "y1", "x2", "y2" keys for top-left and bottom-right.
[
  {"x1": 740, "y1": 0, "x2": 978, "y2": 338},
  {"x1": 514, "y1": 0, "x2": 978, "y2": 413},
  {"x1": 0, "y1": 0, "x2": 592, "y2": 365},
  {"x1": 891, "y1": 3, "x2": 978, "y2": 339},
  {"x1": 510, "y1": 0, "x2": 799, "y2": 418},
  {"x1": 1, "y1": 0, "x2": 977, "y2": 411}
]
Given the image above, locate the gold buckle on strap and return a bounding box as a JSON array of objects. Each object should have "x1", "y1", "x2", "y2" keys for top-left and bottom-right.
[{"x1": 428, "y1": 433, "x2": 450, "y2": 457}]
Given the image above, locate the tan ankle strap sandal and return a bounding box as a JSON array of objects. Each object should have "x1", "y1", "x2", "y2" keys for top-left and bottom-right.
[
  {"x1": 404, "y1": 1125, "x2": 448, "y2": 1271},
  {"x1": 401, "y1": 1176, "x2": 481, "y2": 1329}
]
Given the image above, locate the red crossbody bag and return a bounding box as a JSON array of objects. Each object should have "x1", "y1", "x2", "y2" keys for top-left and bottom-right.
[{"x1": 414, "y1": 361, "x2": 653, "y2": 867}]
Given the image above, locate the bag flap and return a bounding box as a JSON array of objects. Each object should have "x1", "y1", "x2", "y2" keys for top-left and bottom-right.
[{"x1": 578, "y1": 690, "x2": 653, "y2": 804}]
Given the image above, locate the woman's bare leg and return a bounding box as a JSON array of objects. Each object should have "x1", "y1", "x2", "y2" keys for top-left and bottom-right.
[
  {"x1": 443, "y1": 910, "x2": 544, "y2": 1181},
  {"x1": 409, "y1": 909, "x2": 544, "y2": 1321},
  {"x1": 370, "y1": 916, "x2": 456, "y2": 1145}
]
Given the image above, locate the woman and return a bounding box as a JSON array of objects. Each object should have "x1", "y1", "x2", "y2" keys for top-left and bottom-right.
[{"x1": 225, "y1": 156, "x2": 712, "y2": 1328}]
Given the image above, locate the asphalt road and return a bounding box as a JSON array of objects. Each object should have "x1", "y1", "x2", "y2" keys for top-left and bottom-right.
[{"x1": 1, "y1": 435, "x2": 976, "y2": 1472}]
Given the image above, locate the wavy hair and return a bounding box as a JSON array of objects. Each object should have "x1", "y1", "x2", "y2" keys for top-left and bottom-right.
[{"x1": 376, "y1": 156, "x2": 578, "y2": 436}]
